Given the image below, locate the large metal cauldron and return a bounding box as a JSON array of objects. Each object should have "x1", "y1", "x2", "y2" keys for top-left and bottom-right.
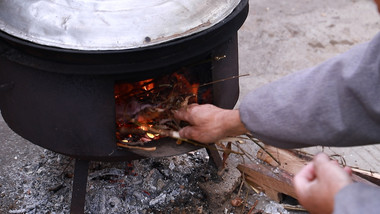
[{"x1": 0, "y1": 0, "x2": 248, "y2": 161}]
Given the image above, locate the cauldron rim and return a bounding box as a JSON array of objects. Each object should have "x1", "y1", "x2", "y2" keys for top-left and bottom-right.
[{"x1": 0, "y1": 0, "x2": 249, "y2": 75}]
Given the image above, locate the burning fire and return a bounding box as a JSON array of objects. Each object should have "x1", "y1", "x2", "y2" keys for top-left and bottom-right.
[{"x1": 115, "y1": 69, "x2": 212, "y2": 147}]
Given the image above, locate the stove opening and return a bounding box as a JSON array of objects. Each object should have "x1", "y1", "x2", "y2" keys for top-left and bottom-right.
[{"x1": 115, "y1": 59, "x2": 214, "y2": 149}]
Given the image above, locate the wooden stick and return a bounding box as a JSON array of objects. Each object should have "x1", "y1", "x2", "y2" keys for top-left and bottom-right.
[
  {"x1": 245, "y1": 134, "x2": 281, "y2": 165},
  {"x1": 256, "y1": 146, "x2": 308, "y2": 176},
  {"x1": 352, "y1": 168, "x2": 380, "y2": 186},
  {"x1": 198, "y1": 74, "x2": 250, "y2": 88},
  {"x1": 117, "y1": 143, "x2": 156, "y2": 151},
  {"x1": 283, "y1": 205, "x2": 307, "y2": 212},
  {"x1": 247, "y1": 200, "x2": 259, "y2": 214}
]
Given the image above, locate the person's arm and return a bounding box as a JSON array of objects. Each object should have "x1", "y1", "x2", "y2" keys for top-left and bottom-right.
[
  {"x1": 240, "y1": 32, "x2": 380, "y2": 148},
  {"x1": 174, "y1": 32, "x2": 380, "y2": 146},
  {"x1": 333, "y1": 182, "x2": 380, "y2": 214},
  {"x1": 175, "y1": 32, "x2": 380, "y2": 146}
]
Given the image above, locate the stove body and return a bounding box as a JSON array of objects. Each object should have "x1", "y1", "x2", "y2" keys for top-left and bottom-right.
[{"x1": 0, "y1": 34, "x2": 243, "y2": 162}]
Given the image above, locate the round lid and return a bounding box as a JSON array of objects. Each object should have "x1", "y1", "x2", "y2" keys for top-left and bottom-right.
[{"x1": 0, "y1": 0, "x2": 241, "y2": 51}]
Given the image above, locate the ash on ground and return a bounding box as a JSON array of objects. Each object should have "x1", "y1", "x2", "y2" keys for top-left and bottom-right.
[{"x1": 0, "y1": 145, "x2": 299, "y2": 214}]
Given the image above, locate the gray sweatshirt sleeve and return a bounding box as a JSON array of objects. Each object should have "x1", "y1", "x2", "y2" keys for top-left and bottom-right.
[
  {"x1": 239, "y1": 32, "x2": 380, "y2": 149},
  {"x1": 333, "y1": 183, "x2": 380, "y2": 214}
]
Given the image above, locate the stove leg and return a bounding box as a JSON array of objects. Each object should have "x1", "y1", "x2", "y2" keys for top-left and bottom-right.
[
  {"x1": 70, "y1": 159, "x2": 89, "y2": 214},
  {"x1": 206, "y1": 144, "x2": 223, "y2": 171}
]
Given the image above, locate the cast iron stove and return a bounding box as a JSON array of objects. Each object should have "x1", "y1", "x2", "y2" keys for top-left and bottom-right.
[{"x1": 0, "y1": 0, "x2": 249, "y2": 213}]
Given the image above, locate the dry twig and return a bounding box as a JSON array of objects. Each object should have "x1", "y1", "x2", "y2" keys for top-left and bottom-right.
[
  {"x1": 117, "y1": 143, "x2": 157, "y2": 151},
  {"x1": 245, "y1": 133, "x2": 281, "y2": 165}
]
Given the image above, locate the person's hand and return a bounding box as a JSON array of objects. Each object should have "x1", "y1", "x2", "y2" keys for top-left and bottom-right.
[
  {"x1": 173, "y1": 104, "x2": 248, "y2": 143},
  {"x1": 293, "y1": 153, "x2": 353, "y2": 214}
]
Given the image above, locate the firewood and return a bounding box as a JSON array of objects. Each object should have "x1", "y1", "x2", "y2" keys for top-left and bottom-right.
[
  {"x1": 257, "y1": 145, "x2": 379, "y2": 186},
  {"x1": 256, "y1": 146, "x2": 309, "y2": 176},
  {"x1": 237, "y1": 162, "x2": 297, "y2": 202},
  {"x1": 238, "y1": 145, "x2": 380, "y2": 203},
  {"x1": 352, "y1": 168, "x2": 380, "y2": 186}
]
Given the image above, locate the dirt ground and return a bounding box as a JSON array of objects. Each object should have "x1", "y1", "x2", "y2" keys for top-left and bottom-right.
[{"x1": 1, "y1": 0, "x2": 380, "y2": 213}]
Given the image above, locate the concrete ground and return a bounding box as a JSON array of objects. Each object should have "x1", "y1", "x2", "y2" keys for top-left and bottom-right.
[{"x1": 1, "y1": 0, "x2": 380, "y2": 213}]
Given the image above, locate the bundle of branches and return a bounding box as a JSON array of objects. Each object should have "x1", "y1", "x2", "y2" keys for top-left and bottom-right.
[{"x1": 115, "y1": 69, "x2": 212, "y2": 149}]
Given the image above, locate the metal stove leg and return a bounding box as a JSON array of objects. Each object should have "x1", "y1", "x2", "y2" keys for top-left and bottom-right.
[
  {"x1": 70, "y1": 159, "x2": 89, "y2": 214},
  {"x1": 206, "y1": 144, "x2": 223, "y2": 171}
]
